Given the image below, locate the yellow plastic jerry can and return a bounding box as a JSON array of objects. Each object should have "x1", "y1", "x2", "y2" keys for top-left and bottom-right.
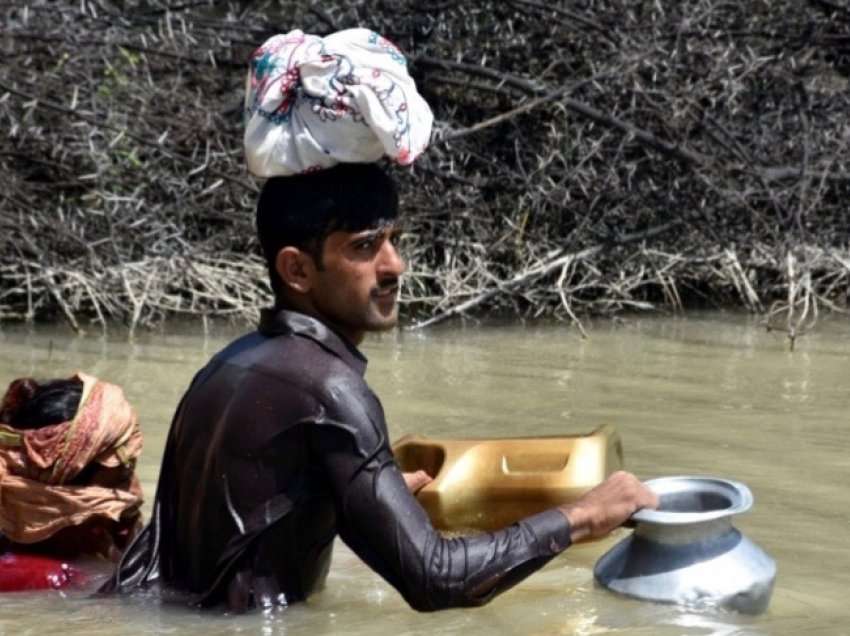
[{"x1": 392, "y1": 424, "x2": 623, "y2": 532}]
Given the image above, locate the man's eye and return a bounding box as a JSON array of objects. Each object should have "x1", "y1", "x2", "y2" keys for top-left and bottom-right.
[{"x1": 354, "y1": 239, "x2": 375, "y2": 251}]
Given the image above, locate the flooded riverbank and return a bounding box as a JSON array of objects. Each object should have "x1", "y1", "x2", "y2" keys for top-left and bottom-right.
[{"x1": 1, "y1": 313, "x2": 848, "y2": 635}]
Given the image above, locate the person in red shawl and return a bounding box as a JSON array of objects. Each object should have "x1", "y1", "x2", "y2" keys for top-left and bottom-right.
[{"x1": 0, "y1": 373, "x2": 143, "y2": 591}]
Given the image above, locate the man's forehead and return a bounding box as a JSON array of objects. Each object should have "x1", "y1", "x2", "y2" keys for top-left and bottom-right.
[{"x1": 335, "y1": 220, "x2": 401, "y2": 239}]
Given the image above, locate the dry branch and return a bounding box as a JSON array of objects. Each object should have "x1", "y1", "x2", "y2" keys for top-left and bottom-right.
[{"x1": 1, "y1": 0, "x2": 849, "y2": 333}]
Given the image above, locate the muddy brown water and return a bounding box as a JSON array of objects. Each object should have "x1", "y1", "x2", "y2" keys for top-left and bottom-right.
[{"x1": 0, "y1": 313, "x2": 848, "y2": 635}]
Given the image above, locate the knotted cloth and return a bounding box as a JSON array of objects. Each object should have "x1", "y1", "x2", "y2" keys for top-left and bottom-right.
[
  {"x1": 244, "y1": 28, "x2": 433, "y2": 177},
  {"x1": 0, "y1": 373, "x2": 143, "y2": 547}
]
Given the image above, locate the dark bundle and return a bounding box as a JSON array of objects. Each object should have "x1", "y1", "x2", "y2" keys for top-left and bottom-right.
[{"x1": 1, "y1": 1, "x2": 849, "y2": 336}]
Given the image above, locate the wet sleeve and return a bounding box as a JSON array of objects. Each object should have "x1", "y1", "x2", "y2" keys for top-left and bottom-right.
[{"x1": 309, "y1": 387, "x2": 572, "y2": 612}]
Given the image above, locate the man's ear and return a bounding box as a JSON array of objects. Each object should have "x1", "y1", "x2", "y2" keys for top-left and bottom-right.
[{"x1": 275, "y1": 247, "x2": 316, "y2": 294}]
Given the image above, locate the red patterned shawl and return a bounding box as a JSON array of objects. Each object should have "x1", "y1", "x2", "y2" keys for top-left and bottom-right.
[{"x1": 0, "y1": 373, "x2": 143, "y2": 546}]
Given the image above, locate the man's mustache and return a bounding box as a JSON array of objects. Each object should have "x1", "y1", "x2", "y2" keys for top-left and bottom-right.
[{"x1": 372, "y1": 278, "x2": 400, "y2": 296}]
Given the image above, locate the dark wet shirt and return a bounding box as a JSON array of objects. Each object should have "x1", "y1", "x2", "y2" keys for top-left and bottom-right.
[{"x1": 103, "y1": 309, "x2": 572, "y2": 611}]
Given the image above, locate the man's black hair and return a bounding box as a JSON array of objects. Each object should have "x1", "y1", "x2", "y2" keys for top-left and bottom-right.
[{"x1": 256, "y1": 162, "x2": 399, "y2": 301}]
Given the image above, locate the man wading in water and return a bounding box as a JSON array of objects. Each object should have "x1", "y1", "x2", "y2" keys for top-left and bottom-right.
[{"x1": 104, "y1": 29, "x2": 657, "y2": 612}]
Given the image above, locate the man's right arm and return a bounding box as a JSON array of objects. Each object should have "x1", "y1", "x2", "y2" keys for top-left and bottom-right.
[{"x1": 309, "y1": 397, "x2": 657, "y2": 610}]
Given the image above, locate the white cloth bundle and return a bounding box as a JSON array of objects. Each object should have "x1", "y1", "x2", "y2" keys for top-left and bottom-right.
[{"x1": 244, "y1": 28, "x2": 433, "y2": 177}]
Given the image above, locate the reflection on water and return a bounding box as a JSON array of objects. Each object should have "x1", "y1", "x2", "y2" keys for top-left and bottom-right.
[{"x1": 1, "y1": 312, "x2": 849, "y2": 635}]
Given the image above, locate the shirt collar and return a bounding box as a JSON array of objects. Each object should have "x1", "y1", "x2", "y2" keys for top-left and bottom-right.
[{"x1": 258, "y1": 308, "x2": 368, "y2": 377}]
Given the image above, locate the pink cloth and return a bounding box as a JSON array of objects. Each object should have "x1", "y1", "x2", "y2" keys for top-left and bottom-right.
[{"x1": 0, "y1": 373, "x2": 143, "y2": 548}]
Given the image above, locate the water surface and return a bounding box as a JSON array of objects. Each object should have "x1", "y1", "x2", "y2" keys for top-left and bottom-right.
[{"x1": 0, "y1": 313, "x2": 848, "y2": 635}]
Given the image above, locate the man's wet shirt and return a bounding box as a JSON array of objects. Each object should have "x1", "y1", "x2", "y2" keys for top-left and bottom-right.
[{"x1": 104, "y1": 309, "x2": 572, "y2": 611}]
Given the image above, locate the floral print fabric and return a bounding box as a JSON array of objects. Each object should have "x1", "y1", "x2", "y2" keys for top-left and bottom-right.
[{"x1": 244, "y1": 28, "x2": 433, "y2": 177}]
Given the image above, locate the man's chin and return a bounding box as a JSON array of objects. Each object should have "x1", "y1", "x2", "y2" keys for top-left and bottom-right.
[{"x1": 367, "y1": 305, "x2": 399, "y2": 331}]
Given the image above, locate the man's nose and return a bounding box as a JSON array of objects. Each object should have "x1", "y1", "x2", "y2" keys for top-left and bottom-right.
[{"x1": 378, "y1": 240, "x2": 406, "y2": 277}]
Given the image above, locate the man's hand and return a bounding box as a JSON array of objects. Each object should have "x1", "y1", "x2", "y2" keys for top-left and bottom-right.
[
  {"x1": 402, "y1": 470, "x2": 433, "y2": 494},
  {"x1": 559, "y1": 471, "x2": 659, "y2": 543}
]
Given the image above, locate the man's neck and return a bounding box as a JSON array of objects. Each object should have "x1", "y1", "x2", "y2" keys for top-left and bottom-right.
[{"x1": 274, "y1": 299, "x2": 365, "y2": 346}]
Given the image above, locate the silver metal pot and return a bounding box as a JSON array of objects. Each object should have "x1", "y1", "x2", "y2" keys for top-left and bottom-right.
[{"x1": 593, "y1": 476, "x2": 776, "y2": 614}]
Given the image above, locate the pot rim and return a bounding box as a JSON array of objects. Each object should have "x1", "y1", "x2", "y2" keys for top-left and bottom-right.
[{"x1": 631, "y1": 475, "x2": 753, "y2": 525}]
